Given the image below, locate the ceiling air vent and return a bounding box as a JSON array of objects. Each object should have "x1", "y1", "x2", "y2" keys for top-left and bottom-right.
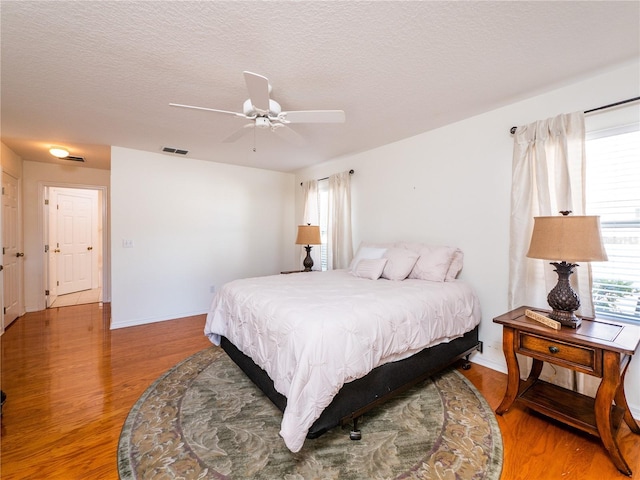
[
  {"x1": 162, "y1": 147, "x2": 189, "y2": 155},
  {"x1": 64, "y1": 155, "x2": 85, "y2": 162}
]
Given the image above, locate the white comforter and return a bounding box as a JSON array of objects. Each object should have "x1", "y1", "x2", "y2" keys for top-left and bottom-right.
[{"x1": 204, "y1": 269, "x2": 481, "y2": 452}]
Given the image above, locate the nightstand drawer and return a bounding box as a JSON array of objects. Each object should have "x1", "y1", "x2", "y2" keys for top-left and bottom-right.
[{"x1": 517, "y1": 332, "x2": 601, "y2": 375}]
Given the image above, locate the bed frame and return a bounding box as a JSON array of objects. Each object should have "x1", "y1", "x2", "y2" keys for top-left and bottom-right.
[{"x1": 220, "y1": 325, "x2": 482, "y2": 440}]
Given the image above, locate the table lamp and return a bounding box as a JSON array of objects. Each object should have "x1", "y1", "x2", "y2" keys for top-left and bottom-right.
[
  {"x1": 296, "y1": 224, "x2": 321, "y2": 272},
  {"x1": 526, "y1": 212, "x2": 608, "y2": 328}
]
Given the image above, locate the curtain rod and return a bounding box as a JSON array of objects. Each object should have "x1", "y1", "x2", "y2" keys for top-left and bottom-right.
[
  {"x1": 300, "y1": 169, "x2": 354, "y2": 186},
  {"x1": 509, "y1": 96, "x2": 640, "y2": 134}
]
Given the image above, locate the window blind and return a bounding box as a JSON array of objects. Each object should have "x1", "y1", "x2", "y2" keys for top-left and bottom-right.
[{"x1": 586, "y1": 126, "x2": 640, "y2": 322}]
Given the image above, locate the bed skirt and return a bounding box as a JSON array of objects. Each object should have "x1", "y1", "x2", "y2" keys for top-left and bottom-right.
[{"x1": 220, "y1": 326, "x2": 482, "y2": 439}]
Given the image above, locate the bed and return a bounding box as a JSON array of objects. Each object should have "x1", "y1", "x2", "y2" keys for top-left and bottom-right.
[{"x1": 204, "y1": 243, "x2": 482, "y2": 452}]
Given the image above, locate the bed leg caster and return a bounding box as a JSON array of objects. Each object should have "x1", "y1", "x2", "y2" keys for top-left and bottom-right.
[
  {"x1": 461, "y1": 355, "x2": 472, "y2": 370},
  {"x1": 349, "y1": 417, "x2": 362, "y2": 441}
]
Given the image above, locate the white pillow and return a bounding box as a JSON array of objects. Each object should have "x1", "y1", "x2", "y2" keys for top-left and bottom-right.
[
  {"x1": 408, "y1": 245, "x2": 457, "y2": 282},
  {"x1": 349, "y1": 245, "x2": 388, "y2": 271},
  {"x1": 445, "y1": 248, "x2": 464, "y2": 281},
  {"x1": 381, "y1": 248, "x2": 419, "y2": 281},
  {"x1": 351, "y1": 258, "x2": 388, "y2": 280}
]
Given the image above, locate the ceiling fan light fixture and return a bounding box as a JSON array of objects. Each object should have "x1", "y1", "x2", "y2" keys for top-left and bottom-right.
[
  {"x1": 49, "y1": 147, "x2": 69, "y2": 158},
  {"x1": 255, "y1": 117, "x2": 271, "y2": 129},
  {"x1": 170, "y1": 71, "x2": 345, "y2": 146}
]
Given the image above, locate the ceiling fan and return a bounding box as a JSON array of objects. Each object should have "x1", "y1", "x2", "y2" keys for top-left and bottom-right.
[{"x1": 170, "y1": 71, "x2": 345, "y2": 146}]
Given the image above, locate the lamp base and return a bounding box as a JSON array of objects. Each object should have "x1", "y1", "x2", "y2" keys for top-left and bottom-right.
[
  {"x1": 302, "y1": 245, "x2": 314, "y2": 272},
  {"x1": 548, "y1": 309, "x2": 581, "y2": 328},
  {"x1": 547, "y1": 261, "x2": 581, "y2": 329}
]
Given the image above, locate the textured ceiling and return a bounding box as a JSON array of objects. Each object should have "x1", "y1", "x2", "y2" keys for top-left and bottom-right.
[{"x1": 1, "y1": 1, "x2": 639, "y2": 172}]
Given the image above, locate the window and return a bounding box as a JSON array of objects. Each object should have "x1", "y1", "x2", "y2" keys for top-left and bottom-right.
[{"x1": 586, "y1": 120, "x2": 640, "y2": 322}]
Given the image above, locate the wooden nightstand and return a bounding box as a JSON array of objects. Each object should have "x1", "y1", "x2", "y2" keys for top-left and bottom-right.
[{"x1": 494, "y1": 306, "x2": 640, "y2": 476}]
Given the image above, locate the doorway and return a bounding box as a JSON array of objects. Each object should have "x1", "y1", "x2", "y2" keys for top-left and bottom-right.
[{"x1": 43, "y1": 186, "x2": 105, "y2": 308}]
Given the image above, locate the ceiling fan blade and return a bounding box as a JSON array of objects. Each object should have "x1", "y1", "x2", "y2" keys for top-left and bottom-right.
[
  {"x1": 243, "y1": 71, "x2": 270, "y2": 113},
  {"x1": 272, "y1": 124, "x2": 306, "y2": 147},
  {"x1": 222, "y1": 123, "x2": 254, "y2": 143},
  {"x1": 281, "y1": 110, "x2": 346, "y2": 124},
  {"x1": 169, "y1": 103, "x2": 246, "y2": 118}
]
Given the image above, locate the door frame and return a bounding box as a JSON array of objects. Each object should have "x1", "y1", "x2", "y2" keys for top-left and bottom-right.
[{"x1": 38, "y1": 182, "x2": 110, "y2": 309}]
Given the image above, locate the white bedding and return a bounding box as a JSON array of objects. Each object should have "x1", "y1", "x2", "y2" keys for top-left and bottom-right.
[{"x1": 204, "y1": 269, "x2": 481, "y2": 452}]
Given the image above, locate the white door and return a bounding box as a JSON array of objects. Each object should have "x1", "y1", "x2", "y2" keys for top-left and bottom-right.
[
  {"x1": 56, "y1": 190, "x2": 93, "y2": 295},
  {"x1": 2, "y1": 173, "x2": 22, "y2": 327}
]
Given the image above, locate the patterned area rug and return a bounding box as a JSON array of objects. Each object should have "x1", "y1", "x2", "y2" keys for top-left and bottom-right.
[{"x1": 118, "y1": 347, "x2": 503, "y2": 480}]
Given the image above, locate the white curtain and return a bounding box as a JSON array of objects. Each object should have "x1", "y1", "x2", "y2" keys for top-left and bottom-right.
[
  {"x1": 509, "y1": 111, "x2": 594, "y2": 316},
  {"x1": 509, "y1": 111, "x2": 596, "y2": 391},
  {"x1": 327, "y1": 171, "x2": 353, "y2": 270},
  {"x1": 301, "y1": 180, "x2": 320, "y2": 268}
]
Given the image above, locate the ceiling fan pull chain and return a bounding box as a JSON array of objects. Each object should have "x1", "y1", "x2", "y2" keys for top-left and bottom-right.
[{"x1": 253, "y1": 125, "x2": 257, "y2": 152}]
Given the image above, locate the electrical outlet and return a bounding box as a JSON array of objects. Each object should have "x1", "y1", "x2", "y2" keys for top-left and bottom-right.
[{"x1": 210, "y1": 285, "x2": 216, "y2": 293}]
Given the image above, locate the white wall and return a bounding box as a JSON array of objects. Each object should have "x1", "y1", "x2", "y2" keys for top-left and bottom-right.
[
  {"x1": 294, "y1": 61, "x2": 640, "y2": 415},
  {"x1": 22, "y1": 161, "x2": 110, "y2": 312},
  {"x1": 110, "y1": 147, "x2": 295, "y2": 328}
]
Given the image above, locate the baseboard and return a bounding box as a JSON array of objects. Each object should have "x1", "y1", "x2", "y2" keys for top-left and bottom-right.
[
  {"x1": 469, "y1": 352, "x2": 507, "y2": 375},
  {"x1": 110, "y1": 309, "x2": 208, "y2": 330}
]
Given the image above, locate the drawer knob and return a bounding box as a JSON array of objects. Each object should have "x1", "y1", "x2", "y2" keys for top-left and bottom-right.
[{"x1": 549, "y1": 346, "x2": 560, "y2": 354}]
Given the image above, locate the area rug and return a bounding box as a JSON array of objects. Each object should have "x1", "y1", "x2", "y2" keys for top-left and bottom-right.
[{"x1": 118, "y1": 347, "x2": 503, "y2": 480}]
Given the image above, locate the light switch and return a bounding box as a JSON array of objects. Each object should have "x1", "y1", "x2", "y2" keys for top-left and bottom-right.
[{"x1": 122, "y1": 239, "x2": 134, "y2": 248}]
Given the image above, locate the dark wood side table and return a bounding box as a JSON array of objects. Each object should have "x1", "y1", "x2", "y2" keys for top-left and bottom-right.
[{"x1": 494, "y1": 306, "x2": 640, "y2": 476}]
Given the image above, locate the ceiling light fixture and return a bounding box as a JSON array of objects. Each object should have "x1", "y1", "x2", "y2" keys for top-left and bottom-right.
[{"x1": 49, "y1": 147, "x2": 70, "y2": 158}]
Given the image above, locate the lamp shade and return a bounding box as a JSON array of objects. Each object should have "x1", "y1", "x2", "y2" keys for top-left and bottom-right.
[
  {"x1": 526, "y1": 215, "x2": 608, "y2": 262},
  {"x1": 295, "y1": 225, "x2": 321, "y2": 245}
]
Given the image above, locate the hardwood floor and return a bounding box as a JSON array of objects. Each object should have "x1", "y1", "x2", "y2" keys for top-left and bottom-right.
[{"x1": 1, "y1": 303, "x2": 638, "y2": 479}]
